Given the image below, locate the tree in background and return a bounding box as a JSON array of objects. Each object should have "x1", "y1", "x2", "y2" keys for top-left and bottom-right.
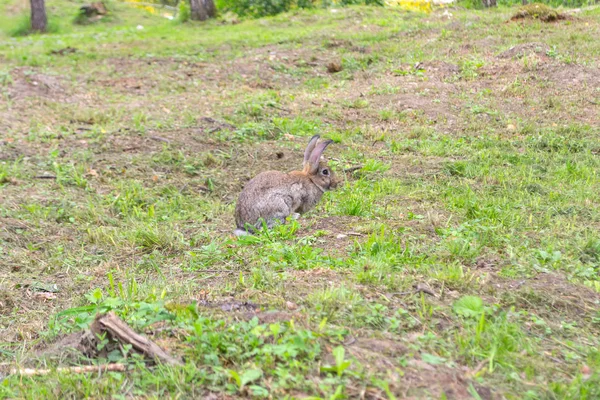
[
  {"x1": 190, "y1": 0, "x2": 216, "y2": 20},
  {"x1": 30, "y1": 0, "x2": 48, "y2": 32},
  {"x1": 482, "y1": 0, "x2": 496, "y2": 6}
]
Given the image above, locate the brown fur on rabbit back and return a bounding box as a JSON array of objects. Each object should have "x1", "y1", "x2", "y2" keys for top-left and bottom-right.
[
  {"x1": 234, "y1": 167, "x2": 328, "y2": 232},
  {"x1": 234, "y1": 135, "x2": 336, "y2": 235}
]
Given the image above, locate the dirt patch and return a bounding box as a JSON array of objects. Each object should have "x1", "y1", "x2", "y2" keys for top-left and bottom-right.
[
  {"x1": 194, "y1": 295, "x2": 301, "y2": 323},
  {"x1": 326, "y1": 334, "x2": 492, "y2": 399},
  {"x1": 420, "y1": 61, "x2": 459, "y2": 80},
  {"x1": 538, "y1": 62, "x2": 600, "y2": 87},
  {"x1": 307, "y1": 215, "x2": 362, "y2": 235},
  {"x1": 4, "y1": 0, "x2": 28, "y2": 15},
  {"x1": 198, "y1": 298, "x2": 260, "y2": 312},
  {"x1": 7, "y1": 68, "x2": 66, "y2": 101},
  {"x1": 241, "y1": 310, "x2": 300, "y2": 324},
  {"x1": 376, "y1": 92, "x2": 454, "y2": 123},
  {"x1": 497, "y1": 42, "x2": 550, "y2": 59},
  {"x1": 350, "y1": 337, "x2": 408, "y2": 357},
  {"x1": 97, "y1": 77, "x2": 147, "y2": 92},
  {"x1": 303, "y1": 215, "x2": 365, "y2": 255},
  {"x1": 491, "y1": 272, "x2": 600, "y2": 320},
  {"x1": 33, "y1": 332, "x2": 92, "y2": 362},
  {"x1": 0, "y1": 290, "x2": 16, "y2": 315}
]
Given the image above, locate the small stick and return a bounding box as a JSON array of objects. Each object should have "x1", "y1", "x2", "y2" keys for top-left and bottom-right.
[
  {"x1": 389, "y1": 291, "x2": 413, "y2": 297},
  {"x1": 33, "y1": 175, "x2": 57, "y2": 179},
  {"x1": 343, "y1": 165, "x2": 363, "y2": 173},
  {"x1": 149, "y1": 136, "x2": 171, "y2": 144},
  {"x1": 197, "y1": 269, "x2": 233, "y2": 273},
  {"x1": 269, "y1": 105, "x2": 291, "y2": 112},
  {"x1": 11, "y1": 363, "x2": 125, "y2": 376}
]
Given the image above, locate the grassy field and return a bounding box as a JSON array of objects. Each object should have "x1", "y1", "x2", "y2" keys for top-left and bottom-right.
[{"x1": 1, "y1": 0, "x2": 600, "y2": 398}]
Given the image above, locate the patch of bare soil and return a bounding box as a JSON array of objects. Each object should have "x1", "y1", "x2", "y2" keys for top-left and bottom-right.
[
  {"x1": 349, "y1": 337, "x2": 408, "y2": 358},
  {"x1": 497, "y1": 42, "x2": 551, "y2": 59},
  {"x1": 0, "y1": 140, "x2": 33, "y2": 161},
  {"x1": 226, "y1": 48, "x2": 322, "y2": 89},
  {"x1": 307, "y1": 215, "x2": 362, "y2": 235},
  {"x1": 279, "y1": 268, "x2": 352, "y2": 303},
  {"x1": 490, "y1": 272, "x2": 600, "y2": 320},
  {"x1": 396, "y1": 93, "x2": 454, "y2": 122},
  {"x1": 7, "y1": 68, "x2": 66, "y2": 101},
  {"x1": 346, "y1": 336, "x2": 492, "y2": 399},
  {"x1": 4, "y1": 0, "x2": 28, "y2": 15},
  {"x1": 198, "y1": 298, "x2": 260, "y2": 312},
  {"x1": 88, "y1": 57, "x2": 216, "y2": 95},
  {"x1": 403, "y1": 366, "x2": 492, "y2": 400},
  {"x1": 32, "y1": 332, "x2": 93, "y2": 363},
  {"x1": 538, "y1": 62, "x2": 600, "y2": 87},
  {"x1": 419, "y1": 61, "x2": 459, "y2": 81},
  {"x1": 97, "y1": 77, "x2": 148, "y2": 92},
  {"x1": 470, "y1": 52, "x2": 598, "y2": 125}
]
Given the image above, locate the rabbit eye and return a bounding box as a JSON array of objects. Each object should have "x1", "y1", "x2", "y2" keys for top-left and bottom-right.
[{"x1": 322, "y1": 169, "x2": 329, "y2": 176}]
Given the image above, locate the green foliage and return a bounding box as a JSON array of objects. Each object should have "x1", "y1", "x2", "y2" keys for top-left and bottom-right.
[
  {"x1": 320, "y1": 346, "x2": 352, "y2": 377},
  {"x1": 217, "y1": 0, "x2": 382, "y2": 18},
  {"x1": 73, "y1": 9, "x2": 93, "y2": 25},
  {"x1": 177, "y1": 0, "x2": 192, "y2": 23},
  {"x1": 340, "y1": 0, "x2": 383, "y2": 5},
  {"x1": 217, "y1": 0, "x2": 294, "y2": 18},
  {"x1": 8, "y1": 14, "x2": 61, "y2": 37},
  {"x1": 453, "y1": 296, "x2": 485, "y2": 319},
  {"x1": 228, "y1": 368, "x2": 263, "y2": 392}
]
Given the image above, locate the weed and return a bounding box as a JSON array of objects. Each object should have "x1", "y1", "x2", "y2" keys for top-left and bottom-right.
[
  {"x1": 177, "y1": 0, "x2": 191, "y2": 23},
  {"x1": 321, "y1": 346, "x2": 352, "y2": 377}
]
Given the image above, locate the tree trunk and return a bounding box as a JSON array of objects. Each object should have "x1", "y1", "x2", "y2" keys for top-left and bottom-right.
[
  {"x1": 189, "y1": 0, "x2": 207, "y2": 20},
  {"x1": 482, "y1": 0, "x2": 496, "y2": 7},
  {"x1": 30, "y1": 0, "x2": 47, "y2": 32},
  {"x1": 522, "y1": 0, "x2": 528, "y2": 4},
  {"x1": 189, "y1": 0, "x2": 216, "y2": 21},
  {"x1": 203, "y1": 0, "x2": 216, "y2": 19}
]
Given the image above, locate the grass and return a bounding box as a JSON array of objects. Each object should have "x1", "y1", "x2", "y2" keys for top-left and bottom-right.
[{"x1": 1, "y1": 0, "x2": 600, "y2": 398}]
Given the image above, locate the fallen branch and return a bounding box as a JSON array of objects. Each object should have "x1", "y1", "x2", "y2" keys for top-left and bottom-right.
[
  {"x1": 34, "y1": 175, "x2": 57, "y2": 179},
  {"x1": 11, "y1": 363, "x2": 125, "y2": 376},
  {"x1": 91, "y1": 312, "x2": 182, "y2": 366}
]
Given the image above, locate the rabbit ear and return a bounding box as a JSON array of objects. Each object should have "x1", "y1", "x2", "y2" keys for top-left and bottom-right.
[
  {"x1": 304, "y1": 135, "x2": 320, "y2": 165},
  {"x1": 308, "y1": 139, "x2": 333, "y2": 173}
]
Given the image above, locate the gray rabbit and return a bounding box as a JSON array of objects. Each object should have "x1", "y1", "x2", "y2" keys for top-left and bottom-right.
[{"x1": 234, "y1": 135, "x2": 337, "y2": 236}]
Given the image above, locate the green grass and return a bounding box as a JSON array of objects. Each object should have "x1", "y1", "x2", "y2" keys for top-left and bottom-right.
[{"x1": 1, "y1": 0, "x2": 600, "y2": 398}]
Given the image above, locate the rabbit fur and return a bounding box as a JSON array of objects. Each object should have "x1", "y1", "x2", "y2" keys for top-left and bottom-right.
[{"x1": 234, "y1": 135, "x2": 337, "y2": 236}]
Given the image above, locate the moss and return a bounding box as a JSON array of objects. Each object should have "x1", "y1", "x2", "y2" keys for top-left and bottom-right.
[{"x1": 511, "y1": 3, "x2": 565, "y2": 22}]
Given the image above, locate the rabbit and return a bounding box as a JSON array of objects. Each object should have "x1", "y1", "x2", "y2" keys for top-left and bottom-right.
[{"x1": 234, "y1": 135, "x2": 337, "y2": 236}]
